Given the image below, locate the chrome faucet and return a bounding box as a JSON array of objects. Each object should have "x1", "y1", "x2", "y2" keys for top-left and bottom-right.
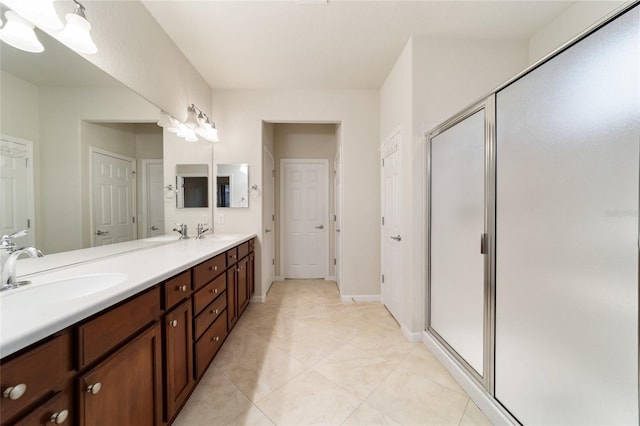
[
  {"x1": 173, "y1": 223, "x2": 189, "y2": 239},
  {"x1": 196, "y1": 223, "x2": 210, "y2": 239},
  {"x1": 0, "y1": 230, "x2": 44, "y2": 291}
]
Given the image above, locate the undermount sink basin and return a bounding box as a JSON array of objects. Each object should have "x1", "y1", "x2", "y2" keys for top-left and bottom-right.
[{"x1": 0, "y1": 273, "x2": 128, "y2": 310}]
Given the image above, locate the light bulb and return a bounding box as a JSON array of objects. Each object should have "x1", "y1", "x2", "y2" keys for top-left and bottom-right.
[
  {"x1": 0, "y1": 11, "x2": 44, "y2": 53},
  {"x1": 57, "y1": 12, "x2": 97, "y2": 54}
]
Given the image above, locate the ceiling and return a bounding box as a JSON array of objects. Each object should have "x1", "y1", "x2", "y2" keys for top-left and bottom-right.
[{"x1": 142, "y1": 0, "x2": 575, "y2": 90}]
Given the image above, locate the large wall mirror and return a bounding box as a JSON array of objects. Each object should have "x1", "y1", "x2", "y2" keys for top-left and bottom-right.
[
  {"x1": 0, "y1": 27, "x2": 176, "y2": 257},
  {"x1": 216, "y1": 164, "x2": 249, "y2": 208}
]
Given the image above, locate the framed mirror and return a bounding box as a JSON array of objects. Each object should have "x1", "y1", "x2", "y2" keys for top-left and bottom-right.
[
  {"x1": 176, "y1": 164, "x2": 209, "y2": 208},
  {"x1": 216, "y1": 164, "x2": 249, "y2": 208}
]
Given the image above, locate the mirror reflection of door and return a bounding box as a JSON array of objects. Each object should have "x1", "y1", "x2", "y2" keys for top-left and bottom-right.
[
  {"x1": 175, "y1": 164, "x2": 209, "y2": 208},
  {"x1": 91, "y1": 148, "x2": 136, "y2": 246},
  {"x1": 217, "y1": 176, "x2": 231, "y2": 207},
  {"x1": 143, "y1": 160, "x2": 164, "y2": 237}
]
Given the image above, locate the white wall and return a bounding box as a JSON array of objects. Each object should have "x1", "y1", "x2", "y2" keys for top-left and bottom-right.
[
  {"x1": 528, "y1": 1, "x2": 627, "y2": 64},
  {"x1": 48, "y1": 0, "x2": 211, "y2": 121},
  {"x1": 211, "y1": 89, "x2": 379, "y2": 299},
  {"x1": 380, "y1": 36, "x2": 529, "y2": 335}
]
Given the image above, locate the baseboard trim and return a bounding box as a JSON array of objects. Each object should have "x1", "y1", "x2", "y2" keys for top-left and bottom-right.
[
  {"x1": 422, "y1": 332, "x2": 517, "y2": 426},
  {"x1": 340, "y1": 294, "x2": 381, "y2": 303},
  {"x1": 327, "y1": 275, "x2": 336, "y2": 281},
  {"x1": 250, "y1": 295, "x2": 265, "y2": 303},
  {"x1": 275, "y1": 275, "x2": 283, "y2": 281},
  {"x1": 401, "y1": 325, "x2": 422, "y2": 342}
]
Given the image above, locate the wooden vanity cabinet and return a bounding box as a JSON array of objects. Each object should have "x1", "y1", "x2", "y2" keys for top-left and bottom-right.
[
  {"x1": 163, "y1": 299, "x2": 194, "y2": 423},
  {"x1": 77, "y1": 323, "x2": 163, "y2": 426},
  {"x1": 0, "y1": 332, "x2": 73, "y2": 425},
  {"x1": 226, "y1": 268, "x2": 238, "y2": 330}
]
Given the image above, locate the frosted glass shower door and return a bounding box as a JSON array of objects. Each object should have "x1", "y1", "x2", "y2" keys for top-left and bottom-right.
[
  {"x1": 495, "y1": 6, "x2": 639, "y2": 425},
  {"x1": 429, "y1": 107, "x2": 488, "y2": 377}
]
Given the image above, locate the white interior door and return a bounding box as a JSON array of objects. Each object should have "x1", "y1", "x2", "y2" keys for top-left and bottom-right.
[
  {"x1": 91, "y1": 149, "x2": 136, "y2": 246},
  {"x1": 381, "y1": 132, "x2": 403, "y2": 322},
  {"x1": 143, "y1": 160, "x2": 164, "y2": 237},
  {"x1": 263, "y1": 148, "x2": 275, "y2": 288},
  {"x1": 334, "y1": 151, "x2": 342, "y2": 289},
  {"x1": 0, "y1": 136, "x2": 34, "y2": 246},
  {"x1": 281, "y1": 159, "x2": 328, "y2": 279}
]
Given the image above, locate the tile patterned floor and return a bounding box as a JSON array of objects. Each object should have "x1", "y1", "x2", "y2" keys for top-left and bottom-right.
[{"x1": 174, "y1": 280, "x2": 493, "y2": 426}]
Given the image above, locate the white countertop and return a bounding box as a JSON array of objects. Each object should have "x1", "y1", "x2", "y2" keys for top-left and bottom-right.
[{"x1": 0, "y1": 233, "x2": 255, "y2": 359}]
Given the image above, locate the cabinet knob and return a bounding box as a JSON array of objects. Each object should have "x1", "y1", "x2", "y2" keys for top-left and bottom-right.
[
  {"x1": 50, "y1": 409, "x2": 69, "y2": 424},
  {"x1": 169, "y1": 319, "x2": 178, "y2": 327},
  {"x1": 3, "y1": 383, "x2": 27, "y2": 400},
  {"x1": 176, "y1": 285, "x2": 187, "y2": 292},
  {"x1": 211, "y1": 288, "x2": 218, "y2": 294},
  {"x1": 209, "y1": 266, "x2": 217, "y2": 271},
  {"x1": 210, "y1": 309, "x2": 218, "y2": 315},
  {"x1": 211, "y1": 336, "x2": 220, "y2": 342},
  {"x1": 86, "y1": 383, "x2": 102, "y2": 395}
]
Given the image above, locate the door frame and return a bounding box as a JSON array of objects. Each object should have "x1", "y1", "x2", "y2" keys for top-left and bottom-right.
[
  {"x1": 89, "y1": 147, "x2": 137, "y2": 247},
  {"x1": 333, "y1": 148, "x2": 342, "y2": 290},
  {"x1": 279, "y1": 158, "x2": 330, "y2": 280},
  {"x1": 263, "y1": 146, "x2": 276, "y2": 292},
  {"x1": 0, "y1": 134, "x2": 35, "y2": 246},
  {"x1": 425, "y1": 95, "x2": 496, "y2": 392},
  {"x1": 141, "y1": 159, "x2": 163, "y2": 238}
]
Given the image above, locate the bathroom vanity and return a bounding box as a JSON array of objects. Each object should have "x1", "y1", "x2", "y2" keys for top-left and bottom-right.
[{"x1": 0, "y1": 234, "x2": 255, "y2": 425}]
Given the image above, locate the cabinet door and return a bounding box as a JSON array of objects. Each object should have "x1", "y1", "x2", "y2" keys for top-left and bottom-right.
[
  {"x1": 248, "y1": 253, "x2": 255, "y2": 296},
  {"x1": 163, "y1": 299, "x2": 193, "y2": 422},
  {"x1": 226, "y1": 269, "x2": 237, "y2": 330},
  {"x1": 78, "y1": 324, "x2": 162, "y2": 426},
  {"x1": 237, "y1": 257, "x2": 249, "y2": 315}
]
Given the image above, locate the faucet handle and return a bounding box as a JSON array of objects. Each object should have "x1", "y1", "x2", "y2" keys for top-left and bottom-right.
[{"x1": 1, "y1": 230, "x2": 28, "y2": 250}]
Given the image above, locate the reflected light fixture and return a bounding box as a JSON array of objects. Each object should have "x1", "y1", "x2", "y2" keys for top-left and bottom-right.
[
  {"x1": 57, "y1": 0, "x2": 97, "y2": 54},
  {"x1": 0, "y1": 10, "x2": 44, "y2": 53},
  {"x1": 157, "y1": 106, "x2": 219, "y2": 143}
]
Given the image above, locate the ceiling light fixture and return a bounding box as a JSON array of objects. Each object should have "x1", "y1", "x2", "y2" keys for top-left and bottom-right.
[
  {"x1": 57, "y1": 0, "x2": 97, "y2": 54},
  {"x1": 0, "y1": 0, "x2": 63, "y2": 30},
  {"x1": 0, "y1": 10, "x2": 44, "y2": 53}
]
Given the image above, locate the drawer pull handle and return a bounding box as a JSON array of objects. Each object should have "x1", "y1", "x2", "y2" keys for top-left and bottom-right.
[
  {"x1": 209, "y1": 266, "x2": 218, "y2": 271},
  {"x1": 176, "y1": 285, "x2": 187, "y2": 292},
  {"x1": 86, "y1": 383, "x2": 102, "y2": 395},
  {"x1": 169, "y1": 319, "x2": 178, "y2": 327},
  {"x1": 50, "y1": 409, "x2": 69, "y2": 424},
  {"x1": 211, "y1": 288, "x2": 218, "y2": 294},
  {"x1": 3, "y1": 383, "x2": 27, "y2": 400},
  {"x1": 210, "y1": 309, "x2": 219, "y2": 315},
  {"x1": 211, "y1": 336, "x2": 220, "y2": 342}
]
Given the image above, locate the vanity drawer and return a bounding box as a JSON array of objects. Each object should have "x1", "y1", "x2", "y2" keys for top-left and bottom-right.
[
  {"x1": 249, "y1": 238, "x2": 255, "y2": 252},
  {"x1": 195, "y1": 312, "x2": 227, "y2": 378},
  {"x1": 164, "y1": 270, "x2": 191, "y2": 310},
  {"x1": 226, "y1": 247, "x2": 239, "y2": 265},
  {"x1": 193, "y1": 273, "x2": 226, "y2": 315},
  {"x1": 193, "y1": 254, "x2": 226, "y2": 290},
  {"x1": 193, "y1": 295, "x2": 226, "y2": 340},
  {"x1": 13, "y1": 391, "x2": 69, "y2": 426},
  {"x1": 77, "y1": 287, "x2": 160, "y2": 369},
  {"x1": 0, "y1": 334, "x2": 68, "y2": 422},
  {"x1": 237, "y1": 241, "x2": 250, "y2": 260}
]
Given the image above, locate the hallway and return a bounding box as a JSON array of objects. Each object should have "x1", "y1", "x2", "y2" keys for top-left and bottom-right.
[{"x1": 174, "y1": 280, "x2": 492, "y2": 425}]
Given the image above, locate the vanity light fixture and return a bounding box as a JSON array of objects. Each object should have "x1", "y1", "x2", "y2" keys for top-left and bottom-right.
[
  {"x1": 0, "y1": 0, "x2": 63, "y2": 31},
  {"x1": 57, "y1": 0, "x2": 97, "y2": 54},
  {"x1": 0, "y1": 10, "x2": 44, "y2": 53}
]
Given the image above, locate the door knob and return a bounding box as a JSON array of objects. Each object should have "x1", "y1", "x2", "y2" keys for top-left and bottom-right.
[
  {"x1": 151, "y1": 226, "x2": 159, "y2": 231},
  {"x1": 95, "y1": 230, "x2": 110, "y2": 236},
  {"x1": 336, "y1": 229, "x2": 341, "y2": 232},
  {"x1": 265, "y1": 228, "x2": 272, "y2": 233},
  {"x1": 390, "y1": 235, "x2": 402, "y2": 241},
  {"x1": 315, "y1": 225, "x2": 324, "y2": 229}
]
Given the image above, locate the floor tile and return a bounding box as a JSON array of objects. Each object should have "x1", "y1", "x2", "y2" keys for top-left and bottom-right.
[
  {"x1": 341, "y1": 402, "x2": 401, "y2": 425},
  {"x1": 460, "y1": 400, "x2": 493, "y2": 426},
  {"x1": 256, "y1": 369, "x2": 361, "y2": 425},
  {"x1": 313, "y1": 343, "x2": 412, "y2": 400},
  {"x1": 270, "y1": 324, "x2": 347, "y2": 366}
]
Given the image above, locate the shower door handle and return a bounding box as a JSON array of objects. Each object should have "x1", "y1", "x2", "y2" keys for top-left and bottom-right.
[{"x1": 480, "y1": 233, "x2": 487, "y2": 254}]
